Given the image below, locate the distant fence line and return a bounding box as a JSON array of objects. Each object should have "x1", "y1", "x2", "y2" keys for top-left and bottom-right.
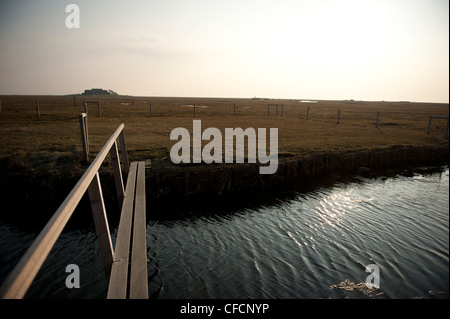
[
  {"x1": 1, "y1": 99, "x2": 448, "y2": 137},
  {"x1": 84, "y1": 101, "x2": 101, "y2": 118},
  {"x1": 427, "y1": 116, "x2": 449, "y2": 138},
  {"x1": 267, "y1": 104, "x2": 284, "y2": 116}
]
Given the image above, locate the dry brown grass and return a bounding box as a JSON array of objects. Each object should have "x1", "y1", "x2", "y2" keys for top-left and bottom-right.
[{"x1": 0, "y1": 95, "x2": 448, "y2": 171}]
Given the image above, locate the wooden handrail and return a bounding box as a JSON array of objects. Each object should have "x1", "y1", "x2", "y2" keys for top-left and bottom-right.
[{"x1": 0, "y1": 124, "x2": 128, "y2": 299}]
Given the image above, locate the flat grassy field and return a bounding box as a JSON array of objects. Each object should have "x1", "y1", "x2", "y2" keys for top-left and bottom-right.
[{"x1": 0, "y1": 95, "x2": 448, "y2": 172}]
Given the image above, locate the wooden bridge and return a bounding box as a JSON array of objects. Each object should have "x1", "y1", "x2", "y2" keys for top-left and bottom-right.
[{"x1": 0, "y1": 124, "x2": 148, "y2": 299}]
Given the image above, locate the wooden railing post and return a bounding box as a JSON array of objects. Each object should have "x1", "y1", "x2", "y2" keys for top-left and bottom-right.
[
  {"x1": 79, "y1": 113, "x2": 89, "y2": 162},
  {"x1": 0, "y1": 124, "x2": 126, "y2": 299},
  {"x1": 110, "y1": 140, "x2": 125, "y2": 208},
  {"x1": 87, "y1": 172, "x2": 114, "y2": 282},
  {"x1": 119, "y1": 130, "x2": 129, "y2": 175},
  {"x1": 84, "y1": 114, "x2": 89, "y2": 154}
]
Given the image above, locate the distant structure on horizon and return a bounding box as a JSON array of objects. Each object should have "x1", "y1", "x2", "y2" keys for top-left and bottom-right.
[{"x1": 82, "y1": 88, "x2": 118, "y2": 96}]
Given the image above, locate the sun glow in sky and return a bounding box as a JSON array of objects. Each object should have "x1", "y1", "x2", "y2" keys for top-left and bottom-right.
[{"x1": 0, "y1": 0, "x2": 448, "y2": 102}]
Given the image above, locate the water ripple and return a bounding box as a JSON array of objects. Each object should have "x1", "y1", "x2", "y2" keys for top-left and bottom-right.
[{"x1": 2, "y1": 167, "x2": 447, "y2": 299}]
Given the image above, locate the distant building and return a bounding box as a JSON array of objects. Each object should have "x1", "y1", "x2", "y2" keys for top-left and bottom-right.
[{"x1": 82, "y1": 88, "x2": 118, "y2": 96}]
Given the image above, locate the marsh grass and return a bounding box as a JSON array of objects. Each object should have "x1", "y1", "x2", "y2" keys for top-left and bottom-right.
[{"x1": 0, "y1": 95, "x2": 448, "y2": 171}]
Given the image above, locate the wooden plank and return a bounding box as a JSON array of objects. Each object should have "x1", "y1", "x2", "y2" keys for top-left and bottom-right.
[
  {"x1": 107, "y1": 162, "x2": 138, "y2": 299},
  {"x1": 0, "y1": 124, "x2": 125, "y2": 299},
  {"x1": 110, "y1": 140, "x2": 125, "y2": 208},
  {"x1": 87, "y1": 173, "x2": 114, "y2": 281},
  {"x1": 130, "y1": 161, "x2": 148, "y2": 299}
]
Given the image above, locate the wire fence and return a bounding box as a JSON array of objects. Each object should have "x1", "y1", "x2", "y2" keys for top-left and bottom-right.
[{"x1": 1, "y1": 96, "x2": 448, "y2": 137}]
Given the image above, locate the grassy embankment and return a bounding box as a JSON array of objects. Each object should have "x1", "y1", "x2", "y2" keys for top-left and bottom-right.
[
  {"x1": 0, "y1": 94, "x2": 448, "y2": 217},
  {"x1": 0, "y1": 95, "x2": 448, "y2": 175}
]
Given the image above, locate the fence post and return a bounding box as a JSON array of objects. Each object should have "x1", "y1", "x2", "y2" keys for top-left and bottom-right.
[
  {"x1": 376, "y1": 112, "x2": 379, "y2": 128},
  {"x1": 79, "y1": 113, "x2": 89, "y2": 163},
  {"x1": 149, "y1": 101, "x2": 152, "y2": 117},
  {"x1": 36, "y1": 102, "x2": 40, "y2": 117},
  {"x1": 446, "y1": 117, "x2": 449, "y2": 138},
  {"x1": 87, "y1": 173, "x2": 114, "y2": 282},
  {"x1": 427, "y1": 116, "x2": 432, "y2": 135},
  {"x1": 98, "y1": 102, "x2": 101, "y2": 118},
  {"x1": 337, "y1": 109, "x2": 341, "y2": 124}
]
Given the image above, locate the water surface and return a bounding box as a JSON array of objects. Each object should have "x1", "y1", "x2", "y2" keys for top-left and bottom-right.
[{"x1": 0, "y1": 166, "x2": 448, "y2": 299}]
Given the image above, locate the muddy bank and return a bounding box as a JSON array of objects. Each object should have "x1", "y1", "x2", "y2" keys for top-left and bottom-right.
[
  {"x1": 0, "y1": 143, "x2": 448, "y2": 224},
  {"x1": 148, "y1": 143, "x2": 449, "y2": 201},
  {"x1": 0, "y1": 157, "x2": 121, "y2": 229}
]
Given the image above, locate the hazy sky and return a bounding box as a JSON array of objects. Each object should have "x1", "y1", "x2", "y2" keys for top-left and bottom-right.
[{"x1": 0, "y1": 0, "x2": 448, "y2": 102}]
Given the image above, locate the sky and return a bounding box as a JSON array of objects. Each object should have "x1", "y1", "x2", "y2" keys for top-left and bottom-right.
[{"x1": 0, "y1": 0, "x2": 448, "y2": 102}]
